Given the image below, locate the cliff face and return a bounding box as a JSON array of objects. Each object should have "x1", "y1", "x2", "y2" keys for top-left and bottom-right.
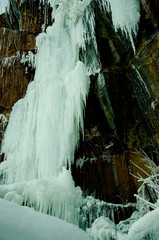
[
  {"x1": 73, "y1": 0, "x2": 159, "y2": 203},
  {"x1": 0, "y1": 0, "x2": 159, "y2": 204}
]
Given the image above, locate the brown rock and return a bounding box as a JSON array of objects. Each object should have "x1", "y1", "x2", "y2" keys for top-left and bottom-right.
[
  {"x1": 0, "y1": 57, "x2": 29, "y2": 109},
  {"x1": 19, "y1": 0, "x2": 52, "y2": 33},
  {"x1": 72, "y1": 150, "x2": 152, "y2": 204},
  {"x1": 0, "y1": 28, "x2": 36, "y2": 58},
  {"x1": 0, "y1": 13, "x2": 9, "y2": 28}
]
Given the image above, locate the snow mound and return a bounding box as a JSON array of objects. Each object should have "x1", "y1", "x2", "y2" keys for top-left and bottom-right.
[
  {"x1": 127, "y1": 207, "x2": 159, "y2": 240},
  {"x1": 0, "y1": 198, "x2": 90, "y2": 240},
  {"x1": 87, "y1": 216, "x2": 126, "y2": 240}
]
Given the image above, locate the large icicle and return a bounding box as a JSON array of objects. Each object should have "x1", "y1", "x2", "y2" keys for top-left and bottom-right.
[{"x1": 96, "y1": 0, "x2": 140, "y2": 52}]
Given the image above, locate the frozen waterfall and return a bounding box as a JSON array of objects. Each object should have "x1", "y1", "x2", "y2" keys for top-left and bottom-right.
[{"x1": 0, "y1": 0, "x2": 140, "y2": 227}]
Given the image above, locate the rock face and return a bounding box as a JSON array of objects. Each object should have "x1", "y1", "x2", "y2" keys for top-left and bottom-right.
[
  {"x1": 0, "y1": 0, "x2": 159, "y2": 205},
  {"x1": 73, "y1": 0, "x2": 159, "y2": 203}
]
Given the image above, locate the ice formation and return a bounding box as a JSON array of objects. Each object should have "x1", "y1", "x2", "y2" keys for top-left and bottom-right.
[
  {"x1": 0, "y1": 168, "x2": 82, "y2": 224},
  {"x1": 0, "y1": 0, "x2": 141, "y2": 230},
  {"x1": 21, "y1": 51, "x2": 36, "y2": 69},
  {"x1": 80, "y1": 196, "x2": 136, "y2": 230},
  {"x1": 87, "y1": 216, "x2": 126, "y2": 240},
  {"x1": 127, "y1": 207, "x2": 159, "y2": 240},
  {"x1": 87, "y1": 206, "x2": 159, "y2": 240}
]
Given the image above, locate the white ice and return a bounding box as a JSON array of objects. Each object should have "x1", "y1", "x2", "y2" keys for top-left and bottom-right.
[
  {"x1": 0, "y1": 168, "x2": 82, "y2": 224},
  {"x1": 0, "y1": 0, "x2": 9, "y2": 14},
  {"x1": 87, "y1": 216, "x2": 127, "y2": 240},
  {"x1": 0, "y1": 198, "x2": 90, "y2": 240}
]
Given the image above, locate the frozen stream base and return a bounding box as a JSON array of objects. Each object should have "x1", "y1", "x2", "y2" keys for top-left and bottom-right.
[{"x1": 0, "y1": 167, "x2": 82, "y2": 225}]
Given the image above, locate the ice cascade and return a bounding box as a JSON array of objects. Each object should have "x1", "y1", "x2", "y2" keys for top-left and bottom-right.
[{"x1": 0, "y1": 0, "x2": 99, "y2": 225}]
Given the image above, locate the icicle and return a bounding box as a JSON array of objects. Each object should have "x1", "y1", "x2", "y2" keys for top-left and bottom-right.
[
  {"x1": 20, "y1": 51, "x2": 36, "y2": 69},
  {"x1": 96, "y1": 0, "x2": 140, "y2": 52},
  {"x1": 131, "y1": 65, "x2": 150, "y2": 97},
  {"x1": 80, "y1": 196, "x2": 136, "y2": 230}
]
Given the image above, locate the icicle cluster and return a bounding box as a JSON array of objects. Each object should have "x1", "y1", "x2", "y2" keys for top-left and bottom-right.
[
  {"x1": 0, "y1": 168, "x2": 82, "y2": 224},
  {"x1": 20, "y1": 51, "x2": 36, "y2": 69}
]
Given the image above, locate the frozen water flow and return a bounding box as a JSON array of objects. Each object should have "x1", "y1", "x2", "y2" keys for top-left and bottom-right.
[{"x1": 21, "y1": 51, "x2": 36, "y2": 69}]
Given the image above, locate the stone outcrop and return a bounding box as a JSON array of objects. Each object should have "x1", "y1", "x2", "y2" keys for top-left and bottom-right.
[{"x1": 1, "y1": 0, "x2": 159, "y2": 206}]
